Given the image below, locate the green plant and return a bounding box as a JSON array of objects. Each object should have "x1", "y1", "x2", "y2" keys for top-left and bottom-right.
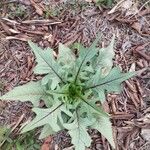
[
  {"x1": 44, "y1": 5, "x2": 62, "y2": 18},
  {"x1": 0, "y1": 125, "x2": 10, "y2": 145},
  {"x1": 8, "y1": 4, "x2": 27, "y2": 19},
  {"x1": 0, "y1": 126, "x2": 40, "y2": 150},
  {"x1": 0, "y1": 36, "x2": 135, "y2": 150},
  {"x1": 96, "y1": 0, "x2": 113, "y2": 7}
]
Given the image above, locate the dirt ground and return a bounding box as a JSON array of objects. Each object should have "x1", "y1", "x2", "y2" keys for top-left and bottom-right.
[{"x1": 0, "y1": 0, "x2": 150, "y2": 150}]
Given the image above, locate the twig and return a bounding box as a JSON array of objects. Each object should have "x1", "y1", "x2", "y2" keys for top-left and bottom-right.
[
  {"x1": 21, "y1": 20, "x2": 62, "y2": 25},
  {"x1": 1, "y1": 18, "x2": 20, "y2": 25},
  {"x1": 11, "y1": 113, "x2": 25, "y2": 132}
]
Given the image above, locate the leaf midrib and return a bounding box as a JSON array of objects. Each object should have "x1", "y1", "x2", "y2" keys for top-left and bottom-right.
[
  {"x1": 35, "y1": 48, "x2": 65, "y2": 83},
  {"x1": 74, "y1": 49, "x2": 91, "y2": 83},
  {"x1": 75, "y1": 110, "x2": 88, "y2": 148},
  {"x1": 85, "y1": 74, "x2": 127, "y2": 90},
  {"x1": 32, "y1": 103, "x2": 63, "y2": 126}
]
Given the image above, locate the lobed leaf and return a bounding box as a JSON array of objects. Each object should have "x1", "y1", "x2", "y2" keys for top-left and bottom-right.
[
  {"x1": 0, "y1": 81, "x2": 46, "y2": 106},
  {"x1": 80, "y1": 98, "x2": 108, "y2": 117},
  {"x1": 0, "y1": 37, "x2": 136, "y2": 150},
  {"x1": 64, "y1": 117, "x2": 92, "y2": 150},
  {"x1": 86, "y1": 67, "x2": 136, "y2": 103},
  {"x1": 74, "y1": 38, "x2": 99, "y2": 83},
  {"x1": 22, "y1": 101, "x2": 73, "y2": 133},
  {"x1": 41, "y1": 74, "x2": 60, "y2": 90},
  {"x1": 28, "y1": 41, "x2": 64, "y2": 84},
  {"x1": 91, "y1": 115, "x2": 115, "y2": 149}
]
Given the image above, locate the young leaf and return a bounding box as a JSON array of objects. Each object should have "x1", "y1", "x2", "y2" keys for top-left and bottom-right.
[
  {"x1": 86, "y1": 67, "x2": 136, "y2": 103},
  {"x1": 28, "y1": 41, "x2": 64, "y2": 83},
  {"x1": 0, "y1": 81, "x2": 46, "y2": 106},
  {"x1": 91, "y1": 115, "x2": 115, "y2": 149}
]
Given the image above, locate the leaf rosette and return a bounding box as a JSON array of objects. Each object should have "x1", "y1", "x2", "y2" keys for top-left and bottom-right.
[{"x1": 0, "y1": 35, "x2": 136, "y2": 150}]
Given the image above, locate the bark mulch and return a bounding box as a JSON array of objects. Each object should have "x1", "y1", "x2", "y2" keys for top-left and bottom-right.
[{"x1": 0, "y1": 0, "x2": 150, "y2": 149}]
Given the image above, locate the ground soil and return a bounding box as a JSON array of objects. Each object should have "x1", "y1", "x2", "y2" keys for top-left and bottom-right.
[{"x1": 0, "y1": 0, "x2": 150, "y2": 150}]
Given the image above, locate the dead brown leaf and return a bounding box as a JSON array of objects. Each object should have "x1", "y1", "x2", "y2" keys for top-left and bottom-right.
[
  {"x1": 131, "y1": 22, "x2": 142, "y2": 34},
  {"x1": 0, "y1": 22, "x2": 11, "y2": 35},
  {"x1": 6, "y1": 34, "x2": 31, "y2": 41},
  {"x1": 139, "y1": 8, "x2": 150, "y2": 16}
]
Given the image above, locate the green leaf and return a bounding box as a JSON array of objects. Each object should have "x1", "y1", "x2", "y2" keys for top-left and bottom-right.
[
  {"x1": 86, "y1": 67, "x2": 136, "y2": 102},
  {"x1": 28, "y1": 41, "x2": 64, "y2": 83},
  {"x1": 39, "y1": 124, "x2": 55, "y2": 139},
  {"x1": 80, "y1": 98, "x2": 108, "y2": 117},
  {"x1": 0, "y1": 126, "x2": 9, "y2": 144},
  {"x1": 21, "y1": 102, "x2": 72, "y2": 133},
  {"x1": 41, "y1": 74, "x2": 60, "y2": 90},
  {"x1": 21, "y1": 102, "x2": 62, "y2": 133},
  {"x1": 74, "y1": 38, "x2": 99, "y2": 82},
  {"x1": 58, "y1": 43, "x2": 75, "y2": 65},
  {"x1": 64, "y1": 117, "x2": 92, "y2": 150},
  {"x1": 95, "y1": 35, "x2": 115, "y2": 77},
  {"x1": 0, "y1": 81, "x2": 46, "y2": 106},
  {"x1": 91, "y1": 115, "x2": 115, "y2": 149}
]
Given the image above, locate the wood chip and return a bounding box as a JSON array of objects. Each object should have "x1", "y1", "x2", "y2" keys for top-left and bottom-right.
[
  {"x1": 111, "y1": 113, "x2": 134, "y2": 120},
  {"x1": 22, "y1": 20, "x2": 61, "y2": 25},
  {"x1": 6, "y1": 34, "x2": 31, "y2": 41},
  {"x1": 30, "y1": 0, "x2": 43, "y2": 16}
]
